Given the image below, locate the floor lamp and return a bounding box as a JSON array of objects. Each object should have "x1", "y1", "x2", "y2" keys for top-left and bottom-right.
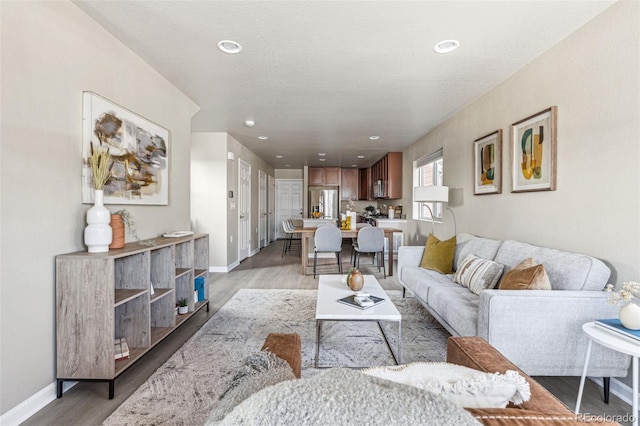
[{"x1": 413, "y1": 186, "x2": 457, "y2": 237}]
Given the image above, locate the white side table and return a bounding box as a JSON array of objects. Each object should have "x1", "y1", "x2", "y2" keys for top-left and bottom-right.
[{"x1": 576, "y1": 322, "x2": 639, "y2": 426}]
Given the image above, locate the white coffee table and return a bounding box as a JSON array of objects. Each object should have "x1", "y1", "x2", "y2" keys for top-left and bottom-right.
[
  {"x1": 315, "y1": 274, "x2": 402, "y2": 368},
  {"x1": 576, "y1": 322, "x2": 640, "y2": 426}
]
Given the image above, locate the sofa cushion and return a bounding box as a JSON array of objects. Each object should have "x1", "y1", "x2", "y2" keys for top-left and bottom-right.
[
  {"x1": 454, "y1": 255, "x2": 505, "y2": 295},
  {"x1": 494, "y1": 240, "x2": 610, "y2": 291},
  {"x1": 428, "y1": 285, "x2": 480, "y2": 336},
  {"x1": 362, "y1": 362, "x2": 530, "y2": 409},
  {"x1": 454, "y1": 233, "x2": 503, "y2": 271},
  {"x1": 498, "y1": 258, "x2": 551, "y2": 290},
  {"x1": 420, "y1": 234, "x2": 457, "y2": 274},
  {"x1": 400, "y1": 265, "x2": 455, "y2": 301}
]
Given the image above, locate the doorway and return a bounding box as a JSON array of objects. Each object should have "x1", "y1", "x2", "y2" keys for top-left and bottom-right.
[
  {"x1": 275, "y1": 179, "x2": 303, "y2": 239},
  {"x1": 258, "y1": 170, "x2": 267, "y2": 248},
  {"x1": 238, "y1": 159, "x2": 251, "y2": 262},
  {"x1": 268, "y1": 175, "x2": 276, "y2": 243}
]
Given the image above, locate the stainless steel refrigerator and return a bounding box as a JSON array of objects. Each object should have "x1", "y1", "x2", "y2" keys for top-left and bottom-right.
[{"x1": 308, "y1": 186, "x2": 339, "y2": 219}]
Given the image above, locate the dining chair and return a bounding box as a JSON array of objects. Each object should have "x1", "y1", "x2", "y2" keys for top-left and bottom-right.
[
  {"x1": 351, "y1": 223, "x2": 372, "y2": 265},
  {"x1": 353, "y1": 226, "x2": 386, "y2": 278},
  {"x1": 313, "y1": 225, "x2": 343, "y2": 278}
]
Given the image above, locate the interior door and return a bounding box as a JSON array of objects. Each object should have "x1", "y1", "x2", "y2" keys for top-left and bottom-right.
[
  {"x1": 258, "y1": 170, "x2": 267, "y2": 248},
  {"x1": 275, "y1": 179, "x2": 303, "y2": 239},
  {"x1": 238, "y1": 159, "x2": 251, "y2": 262},
  {"x1": 268, "y1": 175, "x2": 276, "y2": 242}
]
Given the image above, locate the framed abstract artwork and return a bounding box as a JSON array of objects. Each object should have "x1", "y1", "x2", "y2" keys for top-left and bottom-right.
[
  {"x1": 473, "y1": 129, "x2": 502, "y2": 195},
  {"x1": 82, "y1": 92, "x2": 170, "y2": 205},
  {"x1": 511, "y1": 106, "x2": 557, "y2": 193}
]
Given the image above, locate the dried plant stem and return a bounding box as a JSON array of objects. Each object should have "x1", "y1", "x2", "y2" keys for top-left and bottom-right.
[{"x1": 90, "y1": 144, "x2": 113, "y2": 190}]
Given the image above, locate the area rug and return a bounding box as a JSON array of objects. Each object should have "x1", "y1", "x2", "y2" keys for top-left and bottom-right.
[{"x1": 103, "y1": 289, "x2": 449, "y2": 425}]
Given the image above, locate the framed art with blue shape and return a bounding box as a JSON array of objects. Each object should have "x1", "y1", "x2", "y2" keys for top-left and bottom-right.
[
  {"x1": 82, "y1": 92, "x2": 170, "y2": 205},
  {"x1": 511, "y1": 106, "x2": 557, "y2": 193},
  {"x1": 473, "y1": 129, "x2": 502, "y2": 195}
]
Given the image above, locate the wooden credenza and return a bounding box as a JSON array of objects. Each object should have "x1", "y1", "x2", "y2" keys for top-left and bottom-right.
[{"x1": 55, "y1": 233, "x2": 209, "y2": 399}]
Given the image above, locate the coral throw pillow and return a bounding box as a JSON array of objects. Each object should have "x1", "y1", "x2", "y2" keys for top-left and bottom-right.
[
  {"x1": 498, "y1": 258, "x2": 552, "y2": 290},
  {"x1": 420, "y1": 234, "x2": 457, "y2": 274}
]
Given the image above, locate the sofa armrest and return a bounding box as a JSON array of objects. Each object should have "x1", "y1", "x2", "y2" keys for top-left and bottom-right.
[
  {"x1": 398, "y1": 246, "x2": 424, "y2": 284},
  {"x1": 477, "y1": 290, "x2": 630, "y2": 376}
]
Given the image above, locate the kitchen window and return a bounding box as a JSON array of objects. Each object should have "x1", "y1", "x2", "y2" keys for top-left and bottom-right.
[{"x1": 413, "y1": 148, "x2": 444, "y2": 221}]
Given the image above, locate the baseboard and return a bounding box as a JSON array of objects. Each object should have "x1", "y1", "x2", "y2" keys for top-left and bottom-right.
[
  {"x1": 589, "y1": 376, "x2": 634, "y2": 407},
  {"x1": 209, "y1": 261, "x2": 239, "y2": 273},
  {"x1": 249, "y1": 247, "x2": 260, "y2": 257},
  {"x1": 0, "y1": 381, "x2": 76, "y2": 426}
]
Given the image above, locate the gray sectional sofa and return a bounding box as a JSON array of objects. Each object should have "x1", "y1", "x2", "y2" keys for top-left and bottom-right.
[{"x1": 398, "y1": 233, "x2": 630, "y2": 377}]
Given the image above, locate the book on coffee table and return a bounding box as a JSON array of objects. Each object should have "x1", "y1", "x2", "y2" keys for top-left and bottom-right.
[
  {"x1": 337, "y1": 295, "x2": 385, "y2": 310},
  {"x1": 595, "y1": 318, "x2": 640, "y2": 343}
]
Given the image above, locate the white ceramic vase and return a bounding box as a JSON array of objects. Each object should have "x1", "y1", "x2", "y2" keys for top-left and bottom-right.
[
  {"x1": 619, "y1": 303, "x2": 640, "y2": 330},
  {"x1": 84, "y1": 190, "x2": 113, "y2": 253}
]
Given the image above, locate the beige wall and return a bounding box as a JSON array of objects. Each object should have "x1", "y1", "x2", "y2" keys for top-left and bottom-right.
[
  {"x1": 275, "y1": 169, "x2": 303, "y2": 179},
  {"x1": 0, "y1": 1, "x2": 199, "y2": 416},
  {"x1": 402, "y1": 0, "x2": 639, "y2": 284},
  {"x1": 191, "y1": 133, "x2": 228, "y2": 267}
]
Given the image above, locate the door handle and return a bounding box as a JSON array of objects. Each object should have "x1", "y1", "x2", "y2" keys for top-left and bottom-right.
[{"x1": 240, "y1": 215, "x2": 245, "y2": 219}]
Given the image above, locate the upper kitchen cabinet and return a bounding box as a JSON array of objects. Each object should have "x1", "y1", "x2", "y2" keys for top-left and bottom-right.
[
  {"x1": 358, "y1": 167, "x2": 371, "y2": 200},
  {"x1": 340, "y1": 168, "x2": 358, "y2": 201},
  {"x1": 371, "y1": 152, "x2": 402, "y2": 199},
  {"x1": 309, "y1": 167, "x2": 340, "y2": 186}
]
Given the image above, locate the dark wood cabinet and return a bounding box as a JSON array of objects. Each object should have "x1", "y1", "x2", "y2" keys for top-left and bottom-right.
[
  {"x1": 340, "y1": 168, "x2": 358, "y2": 201},
  {"x1": 370, "y1": 152, "x2": 402, "y2": 199},
  {"x1": 358, "y1": 168, "x2": 371, "y2": 200},
  {"x1": 309, "y1": 167, "x2": 340, "y2": 186}
]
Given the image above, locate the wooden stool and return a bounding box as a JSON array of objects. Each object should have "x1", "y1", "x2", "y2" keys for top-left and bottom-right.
[{"x1": 261, "y1": 333, "x2": 302, "y2": 378}]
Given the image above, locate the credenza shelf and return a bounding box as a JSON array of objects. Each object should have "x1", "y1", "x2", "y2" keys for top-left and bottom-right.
[{"x1": 56, "y1": 233, "x2": 209, "y2": 399}]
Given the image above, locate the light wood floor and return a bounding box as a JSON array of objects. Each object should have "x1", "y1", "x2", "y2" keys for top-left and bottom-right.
[{"x1": 24, "y1": 241, "x2": 632, "y2": 425}]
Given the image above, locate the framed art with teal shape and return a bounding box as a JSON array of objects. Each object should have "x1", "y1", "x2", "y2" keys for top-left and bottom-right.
[
  {"x1": 511, "y1": 106, "x2": 557, "y2": 193},
  {"x1": 473, "y1": 129, "x2": 502, "y2": 195}
]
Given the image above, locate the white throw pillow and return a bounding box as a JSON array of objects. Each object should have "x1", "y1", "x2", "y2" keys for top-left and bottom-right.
[
  {"x1": 454, "y1": 254, "x2": 504, "y2": 295},
  {"x1": 361, "y1": 362, "x2": 530, "y2": 409}
]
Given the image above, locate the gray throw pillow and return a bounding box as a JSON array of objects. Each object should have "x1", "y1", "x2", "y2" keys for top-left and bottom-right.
[{"x1": 206, "y1": 351, "x2": 296, "y2": 424}]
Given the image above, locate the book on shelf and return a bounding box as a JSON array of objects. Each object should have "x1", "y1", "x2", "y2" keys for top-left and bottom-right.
[
  {"x1": 114, "y1": 338, "x2": 130, "y2": 360},
  {"x1": 595, "y1": 318, "x2": 640, "y2": 342},
  {"x1": 337, "y1": 295, "x2": 385, "y2": 310}
]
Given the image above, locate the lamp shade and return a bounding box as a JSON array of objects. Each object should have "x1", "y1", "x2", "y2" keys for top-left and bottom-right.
[{"x1": 413, "y1": 186, "x2": 449, "y2": 203}]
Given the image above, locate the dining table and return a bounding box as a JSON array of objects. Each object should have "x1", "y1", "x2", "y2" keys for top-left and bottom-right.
[{"x1": 291, "y1": 226, "x2": 403, "y2": 276}]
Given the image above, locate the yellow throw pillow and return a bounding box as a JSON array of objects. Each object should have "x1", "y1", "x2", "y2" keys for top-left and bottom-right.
[
  {"x1": 419, "y1": 234, "x2": 457, "y2": 274},
  {"x1": 498, "y1": 258, "x2": 552, "y2": 290}
]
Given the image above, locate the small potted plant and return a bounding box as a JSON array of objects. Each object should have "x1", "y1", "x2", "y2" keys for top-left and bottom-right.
[
  {"x1": 364, "y1": 205, "x2": 376, "y2": 216},
  {"x1": 177, "y1": 298, "x2": 189, "y2": 315}
]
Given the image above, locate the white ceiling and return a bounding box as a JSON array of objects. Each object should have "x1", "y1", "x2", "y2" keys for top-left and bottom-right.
[{"x1": 74, "y1": 1, "x2": 614, "y2": 169}]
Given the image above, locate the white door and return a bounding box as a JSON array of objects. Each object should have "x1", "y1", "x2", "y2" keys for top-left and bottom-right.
[
  {"x1": 238, "y1": 159, "x2": 251, "y2": 262},
  {"x1": 275, "y1": 179, "x2": 303, "y2": 239},
  {"x1": 268, "y1": 175, "x2": 276, "y2": 242},
  {"x1": 258, "y1": 170, "x2": 267, "y2": 248}
]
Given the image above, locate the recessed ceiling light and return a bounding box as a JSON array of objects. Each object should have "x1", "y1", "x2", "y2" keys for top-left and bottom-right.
[
  {"x1": 369, "y1": 136, "x2": 380, "y2": 140},
  {"x1": 357, "y1": 155, "x2": 365, "y2": 159},
  {"x1": 275, "y1": 155, "x2": 283, "y2": 158},
  {"x1": 318, "y1": 153, "x2": 326, "y2": 156},
  {"x1": 351, "y1": 164, "x2": 357, "y2": 167},
  {"x1": 244, "y1": 120, "x2": 255, "y2": 127},
  {"x1": 319, "y1": 158, "x2": 326, "y2": 162},
  {"x1": 285, "y1": 164, "x2": 291, "y2": 167},
  {"x1": 258, "y1": 136, "x2": 269, "y2": 140},
  {"x1": 433, "y1": 39, "x2": 459, "y2": 54},
  {"x1": 217, "y1": 40, "x2": 243, "y2": 54}
]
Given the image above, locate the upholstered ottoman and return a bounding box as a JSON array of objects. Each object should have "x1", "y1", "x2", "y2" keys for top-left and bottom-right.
[{"x1": 261, "y1": 333, "x2": 302, "y2": 378}]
